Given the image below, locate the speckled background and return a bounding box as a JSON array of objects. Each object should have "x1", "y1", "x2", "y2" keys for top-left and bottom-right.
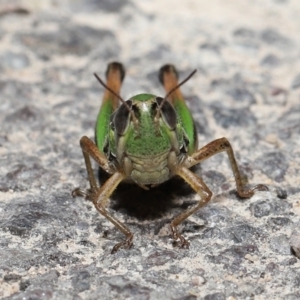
[{"x1": 0, "y1": 0, "x2": 300, "y2": 299}]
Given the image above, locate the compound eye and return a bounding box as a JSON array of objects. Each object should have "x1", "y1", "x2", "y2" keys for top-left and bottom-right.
[
  {"x1": 156, "y1": 97, "x2": 177, "y2": 130},
  {"x1": 113, "y1": 100, "x2": 132, "y2": 135}
]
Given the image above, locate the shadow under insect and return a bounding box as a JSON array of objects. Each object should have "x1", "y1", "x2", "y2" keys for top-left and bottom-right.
[{"x1": 98, "y1": 167, "x2": 198, "y2": 220}]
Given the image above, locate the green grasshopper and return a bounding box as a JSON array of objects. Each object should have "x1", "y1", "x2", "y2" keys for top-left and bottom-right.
[{"x1": 72, "y1": 62, "x2": 268, "y2": 253}]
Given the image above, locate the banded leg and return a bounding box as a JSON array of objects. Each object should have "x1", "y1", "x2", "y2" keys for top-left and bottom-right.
[
  {"x1": 92, "y1": 171, "x2": 133, "y2": 254},
  {"x1": 172, "y1": 139, "x2": 268, "y2": 247},
  {"x1": 171, "y1": 167, "x2": 213, "y2": 248},
  {"x1": 72, "y1": 136, "x2": 113, "y2": 199},
  {"x1": 72, "y1": 136, "x2": 132, "y2": 253},
  {"x1": 184, "y1": 137, "x2": 268, "y2": 197}
]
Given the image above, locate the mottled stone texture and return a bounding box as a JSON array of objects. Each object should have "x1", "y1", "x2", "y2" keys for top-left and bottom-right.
[{"x1": 0, "y1": 0, "x2": 299, "y2": 299}]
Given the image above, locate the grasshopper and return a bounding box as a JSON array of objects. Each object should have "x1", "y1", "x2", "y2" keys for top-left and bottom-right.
[{"x1": 72, "y1": 62, "x2": 268, "y2": 253}]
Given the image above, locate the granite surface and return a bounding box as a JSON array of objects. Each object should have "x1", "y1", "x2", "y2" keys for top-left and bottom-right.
[{"x1": 0, "y1": 0, "x2": 299, "y2": 299}]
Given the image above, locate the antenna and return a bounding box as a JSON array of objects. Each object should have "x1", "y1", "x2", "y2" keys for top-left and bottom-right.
[
  {"x1": 94, "y1": 73, "x2": 139, "y2": 127},
  {"x1": 155, "y1": 69, "x2": 197, "y2": 120}
]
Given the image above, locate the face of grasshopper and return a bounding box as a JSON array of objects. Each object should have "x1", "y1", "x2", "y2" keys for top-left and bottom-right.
[
  {"x1": 73, "y1": 62, "x2": 267, "y2": 253},
  {"x1": 103, "y1": 94, "x2": 192, "y2": 186}
]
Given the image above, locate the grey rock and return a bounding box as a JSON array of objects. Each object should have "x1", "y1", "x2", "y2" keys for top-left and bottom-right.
[
  {"x1": 261, "y1": 54, "x2": 281, "y2": 67},
  {"x1": 144, "y1": 249, "x2": 178, "y2": 267},
  {"x1": 7, "y1": 289, "x2": 56, "y2": 300},
  {"x1": 3, "y1": 274, "x2": 22, "y2": 283},
  {"x1": 204, "y1": 292, "x2": 226, "y2": 300},
  {"x1": 68, "y1": 0, "x2": 132, "y2": 12},
  {"x1": 19, "y1": 279, "x2": 30, "y2": 291},
  {"x1": 15, "y1": 25, "x2": 118, "y2": 58},
  {"x1": 5, "y1": 105, "x2": 41, "y2": 123},
  {"x1": 277, "y1": 105, "x2": 300, "y2": 140},
  {"x1": 232, "y1": 27, "x2": 260, "y2": 49},
  {"x1": 281, "y1": 257, "x2": 298, "y2": 266},
  {"x1": 202, "y1": 170, "x2": 226, "y2": 190},
  {"x1": 255, "y1": 151, "x2": 288, "y2": 182},
  {"x1": 72, "y1": 270, "x2": 91, "y2": 293},
  {"x1": 267, "y1": 217, "x2": 292, "y2": 229},
  {"x1": 265, "y1": 261, "x2": 280, "y2": 273},
  {"x1": 290, "y1": 229, "x2": 300, "y2": 258},
  {"x1": 93, "y1": 275, "x2": 151, "y2": 300},
  {"x1": 225, "y1": 224, "x2": 264, "y2": 243},
  {"x1": 211, "y1": 103, "x2": 256, "y2": 128},
  {"x1": 26, "y1": 270, "x2": 60, "y2": 290},
  {"x1": 0, "y1": 161, "x2": 60, "y2": 191},
  {"x1": 0, "y1": 52, "x2": 30, "y2": 70},
  {"x1": 250, "y1": 199, "x2": 291, "y2": 219},
  {"x1": 233, "y1": 28, "x2": 256, "y2": 39},
  {"x1": 146, "y1": 44, "x2": 171, "y2": 60},
  {"x1": 226, "y1": 87, "x2": 256, "y2": 105},
  {"x1": 200, "y1": 43, "x2": 220, "y2": 53},
  {"x1": 260, "y1": 28, "x2": 292, "y2": 48},
  {"x1": 284, "y1": 293, "x2": 300, "y2": 300},
  {"x1": 250, "y1": 200, "x2": 272, "y2": 217},
  {"x1": 291, "y1": 73, "x2": 300, "y2": 89},
  {"x1": 276, "y1": 187, "x2": 288, "y2": 199},
  {"x1": 269, "y1": 234, "x2": 291, "y2": 255}
]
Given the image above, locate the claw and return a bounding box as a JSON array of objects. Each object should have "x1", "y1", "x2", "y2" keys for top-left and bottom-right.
[
  {"x1": 170, "y1": 224, "x2": 190, "y2": 249},
  {"x1": 253, "y1": 184, "x2": 269, "y2": 192},
  {"x1": 111, "y1": 235, "x2": 133, "y2": 254},
  {"x1": 238, "y1": 183, "x2": 269, "y2": 198},
  {"x1": 177, "y1": 235, "x2": 190, "y2": 249},
  {"x1": 172, "y1": 234, "x2": 190, "y2": 249},
  {"x1": 72, "y1": 188, "x2": 86, "y2": 198},
  {"x1": 72, "y1": 188, "x2": 96, "y2": 201}
]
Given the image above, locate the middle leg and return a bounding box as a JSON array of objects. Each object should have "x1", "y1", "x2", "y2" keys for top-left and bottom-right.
[
  {"x1": 171, "y1": 166, "x2": 213, "y2": 248},
  {"x1": 91, "y1": 171, "x2": 133, "y2": 253}
]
